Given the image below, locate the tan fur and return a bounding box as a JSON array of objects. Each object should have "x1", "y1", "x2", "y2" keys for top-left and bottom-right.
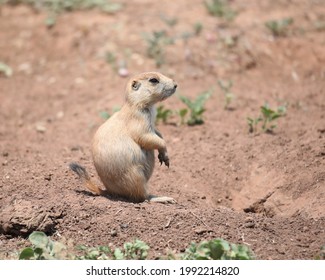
[{"x1": 70, "y1": 72, "x2": 177, "y2": 203}]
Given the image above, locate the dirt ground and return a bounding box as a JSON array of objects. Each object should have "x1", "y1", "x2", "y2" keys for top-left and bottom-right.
[{"x1": 0, "y1": 0, "x2": 325, "y2": 260}]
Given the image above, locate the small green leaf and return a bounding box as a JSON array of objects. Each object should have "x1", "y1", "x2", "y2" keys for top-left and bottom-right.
[
  {"x1": 114, "y1": 248, "x2": 124, "y2": 260},
  {"x1": 45, "y1": 16, "x2": 56, "y2": 28},
  {"x1": 0, "y1": 62, "x2": 13, "y2": 77},
  {"x1": 99, "y1": 111, "x2": 110, "y2": 120},
  {"x1": 29, "y1": 231, "x2": 49, "y2": 248},
  {"x1": 19, "y1": 248, "x2": 35, "y2": 260}
]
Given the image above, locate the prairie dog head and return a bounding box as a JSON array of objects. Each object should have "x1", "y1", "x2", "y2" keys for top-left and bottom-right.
[{"x1": 125, "y1": 72, "x2": 177, "y2": 108}]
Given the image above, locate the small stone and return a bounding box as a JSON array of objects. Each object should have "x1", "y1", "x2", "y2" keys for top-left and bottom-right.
[
  {"x1": 195, "y1": 227, "x2": 213, "y2": 235},
  {"x1": 110, "y1": 229, "x2": 117, "y2": 237},
  {"x1": 120, "y1": 223, "x2": 128, "y2": 229},
  {"x1": 245, "y1": 216, "x2": 254, "y2": 222},
  {"x1": 44, "y1": 174, "x2": 52, "y2": 181},
  {"x1": 36, "y1": 123, "x2": 46, "y2": 133}
]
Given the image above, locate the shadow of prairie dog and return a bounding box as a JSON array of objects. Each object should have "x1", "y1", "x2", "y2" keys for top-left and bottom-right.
[{"x1": 70, "y1": 72, "x2": 177, "y2": 203}]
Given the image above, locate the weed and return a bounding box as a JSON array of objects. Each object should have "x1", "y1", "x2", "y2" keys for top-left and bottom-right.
[
  {"x1": 75, "y1": 245, "x2": 113, "y2": 260},
  {"x1": 248, "y1": 104, "x2": 286, "y2": 133},
  {"x1": 177, "y1": 108, "x2": 188, "y2": 125},
  {"x1": 122, "y1": 240, "x2": 149, "y2": 260},
  {"x1": 204, "y1": 0, "x2": 236, "y2": 21},
  {"x1": 156, "y1": 105, "x2": 173, "y2": 125},
  {"x1": 105, "y1": 51, "x2": 117, "y2": 72},
  {"x1": 193, "y1": 22, "x2": 203, "y2": 36},
  {"x1": 19, "y1": 231, "x2": 254, "y2": 260},
  {"x1": 178, "y1": 89, "x2": 212, "y2": 126},
  {"x1": 217, "y1": 79, "x2": 234, "y2": 110},
  {"x1": 5, "y1": 0, "x2": 122, "y2": 27},
  {"x1": 265, "y1": 18, "x2": 293, "y2": 37},
  {"x1": 143, "y1": 31, "x2": 174, "y2": 67},
  {"x1": 260, "y1": 104, "x2": 286, "y2": 132},
  {"x1": 76, "y1": 240, "x2": 149, "y2": 260},
  {"x1": 160, "y1": 14, "x2": 178, "y2": 27},
  {"x1": 0, "y1": 62, "x2": 13, "y2": 77},
  {"x1": 19, "y1": 231, "x2": 69, "y2": 260},
  {"x1": 247, "y1": 116, "x2": 262, "y2": 134},
  {"x1": 170, "y1": 238, "x2": 254, "y2": 260}
]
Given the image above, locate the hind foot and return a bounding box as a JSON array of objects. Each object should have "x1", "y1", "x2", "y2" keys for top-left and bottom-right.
[{"x1": 148, "y1": 195, "x2": 176, "y2": 204}]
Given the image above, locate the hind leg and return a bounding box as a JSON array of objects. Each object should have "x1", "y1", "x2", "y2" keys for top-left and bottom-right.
[{"x1": 120, "y1": 166, "x2": 149, "y2": 203}]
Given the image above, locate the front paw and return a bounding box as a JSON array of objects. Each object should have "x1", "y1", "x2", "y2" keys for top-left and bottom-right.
[{"x1": 158, "y1": 152, "x2": 169, "y2": 168}]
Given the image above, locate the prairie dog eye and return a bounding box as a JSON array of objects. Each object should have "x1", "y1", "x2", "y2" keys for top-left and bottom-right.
[{"x1": 149, "y1": 78, "x2": 159, "y2": 84}]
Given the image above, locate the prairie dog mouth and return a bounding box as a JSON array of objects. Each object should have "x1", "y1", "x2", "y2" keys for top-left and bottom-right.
[{"x1": 161, "y1": 88, "x2": 176, "y2": 100}]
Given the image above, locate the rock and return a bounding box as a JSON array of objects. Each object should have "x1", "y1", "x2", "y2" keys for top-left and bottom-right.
[
  {"x1": 36, "y1": 123, "x2": 46, "y2": 133},
  {"x1": 194, "y1": 227, "x2": 213, "y2": 235}
]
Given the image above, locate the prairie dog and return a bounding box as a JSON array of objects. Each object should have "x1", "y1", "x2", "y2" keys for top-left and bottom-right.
[{"x1": 70, "y1": 72, "x2": 177, "y2": 203}]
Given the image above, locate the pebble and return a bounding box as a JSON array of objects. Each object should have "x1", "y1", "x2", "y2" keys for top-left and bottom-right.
[
  {"x1": 194, "y1": 227, "x2": 213, "y2": 235},
  {"x1": 36, "y1": 124, "x2": 46, "y2": 133},
  {"x1": 120, "y1": 223, "x2": 129, "y2": 229}
]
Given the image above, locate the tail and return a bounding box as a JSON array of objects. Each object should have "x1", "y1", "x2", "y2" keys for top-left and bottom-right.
[{"x1": 69, "y1": 162, "x2": 105, "y2": 195}]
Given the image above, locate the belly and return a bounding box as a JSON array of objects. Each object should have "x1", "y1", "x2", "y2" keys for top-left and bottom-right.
[{"x1": 92, "y1": 132, "x2": 155, "y2": 182}]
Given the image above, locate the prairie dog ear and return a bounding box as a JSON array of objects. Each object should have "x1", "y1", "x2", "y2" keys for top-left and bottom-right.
[{"x1": 132, "y1": 80, "x2": 141, "y2": 91}]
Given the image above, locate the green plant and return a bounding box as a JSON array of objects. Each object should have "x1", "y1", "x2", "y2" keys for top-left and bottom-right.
[
  {"x1": 247, "y1": 104, "x2": 286, "y2": 133},
  {"x1": 76, "y1": 240, "x2": 149, "y2": 260},
  {"x1": 105, "y1": 51, "x2": 117, "y2": 72},
  {"x1": 76, "y1": 245, "x2": 113, "y2": 260},
  {"x1": 177, "y1": 108, "x2": 188, "y2": 125},
  {"x1": 62, "y1": 240, "x2": 149, "y2": 260},
  {"x1": 143, "y1": 30, "x2": 174, "y2": 67},
  {"x1": 5, "y1": 0, "x2": 122, "y2": 27},
  {"x1": 160, "y1": 14, "x2": 178, "y2": 27},
  {"x1": 0, "y1": 62, "x2": 13, "y2": 77},
  {"x1": 265, "y1": 18, "x2": 293, "y2": 36},
  {"x1": 170, "y1": 238, "x2": 254, "y2": 260},
  {"x1": 19, "y1": 231, "x2": 69, "y2": 260},
  {"x1": 217, "y1": 79, "x2": 234, "y2": 110},
  {"x1": 156, "y1": 105, "x2": 173, "y2": 124},
  {"x1": 247, "y1": 116, "x2": 262, "y2": 134},
  {"x1": 204, "y1": 0, "x2": 236, "y2": 21},
  {"x1": 193, "y1": 22, "x2": 203, "y2": 36},
  {"x1": 19, "y1": 231, "x2": 254, "y2": 260},
  {"x1": 122, "y1": 240, "x2": 149, "y2": 260},
  {"x1": 178, "y1": 89, "x2": 212, "y2": 125}
]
